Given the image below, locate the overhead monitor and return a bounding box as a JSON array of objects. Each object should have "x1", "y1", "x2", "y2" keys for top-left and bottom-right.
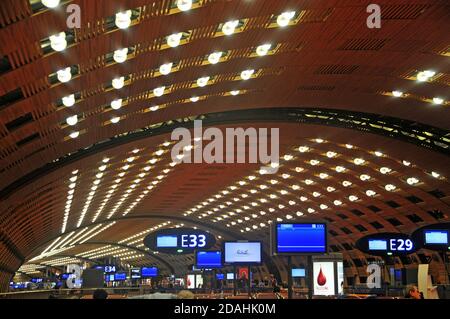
[
  {"x1": 157, "y1": 235, "x2": 178, "y2": 248},
  {"x1": 131, "y1": 268, "x2": 141, "y2": 279},
  {"x1": 223, "y1": 242, "x2": 262, "y2": 265},
  {"x1": 216, "y1": 274, "x2": 225, "y2": 280},
  {"x1": 424, "y1": 230, "x2": 448, "y2": 245},
  {"x1": 195, "y1": 251, "x2": 222, "y2": 269},
  {"x1": 273, "y1": 223, "x2": 327, "y2": 255},
  {"x1": 141, "y1": 267, "x2": 158, "y2": 278},
  {"x1": 226, "y1": 273, "x2": 235, "y2": 280},
  {"x1": 291, "y1": 268, "x2": 306, "y2": 277},
  {"x1": 114, "y1": 272, "x2": 127, "y2": 281},
  {"x1": 368, "y1": 239, "x2": 388, "y2": 251}
]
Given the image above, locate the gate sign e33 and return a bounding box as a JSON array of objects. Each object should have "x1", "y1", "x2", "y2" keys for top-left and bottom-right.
[{"x1": 144, "y1": 228, "x2": 216, "y2": 254}]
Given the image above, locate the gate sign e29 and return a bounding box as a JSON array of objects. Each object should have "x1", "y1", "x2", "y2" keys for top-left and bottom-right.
[
  {"x1": 356, "y1": 233, "x2": 416, "y2": 256},
  {"x1": 144, "y1": 228, "x2": 216, "y2": 254}
]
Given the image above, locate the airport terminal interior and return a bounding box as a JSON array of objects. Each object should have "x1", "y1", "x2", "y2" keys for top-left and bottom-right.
[{"x1": 0, "y1": 0, "x2": 449, "y2": 300}]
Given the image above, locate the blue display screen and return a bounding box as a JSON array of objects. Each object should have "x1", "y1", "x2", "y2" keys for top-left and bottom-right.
[
  {"x1": 196, "y1": 251, "x2": 222, "y2": 268},
  {"x1": 31, "y1": 278, "x2": 43, "y2": 283},
  {"x1": 157, "y1": 235, "x2": 178, "y2": 248},
  {"x1": 141, "y1": 267, "x2": 158, "y2": 277},
  {"x1": 292, "y1": 268, "x2": 306, "y2": 277},
  {"x1": 368, "y1": 239, "x2": 388, "y2": 251},
  {"x1": 425, "y1": 230, "x2": 448, "y2": 245},
  {"x1": 105, "y1": 274, "x2": 115, "y2": 282},
  {"x1": 114, "y1": 272, "x2": 127, "y2": 281},
  {"x1": 276, "y1": 224, "x2": 326, "y2": 253},
  {"x1": 216, "y1": 274, "x2": 225, "y2": 280},
  {"x1": 227, "y1": 273, "x2": 235, "y2": 280},
  {"x1": 61, "y1": 273, "x2": 70, "y2": 280},
  {"x1": 131, "y1": 268, "x2": 141, "y2": 279}
]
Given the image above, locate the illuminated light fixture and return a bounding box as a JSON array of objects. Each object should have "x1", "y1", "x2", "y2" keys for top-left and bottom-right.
[
  {"x1": 98, "y1": 165, "x2": 107, "y2": 171},
  {"x1": 354, "y1": 158, "x2": 365, "y2": 165},
  {"x1": 295, "y1": 167, "x2": 303, "y2": 172},
  {"x1": 153, "y1": 86, "x2": 165, "y2": 97},
  {"x1": 282, "y1": 174, "x2": 290, "y2": 179},
  {"x1": 256, "y1": 44, "x2": 271, "y2": 56},
  {"x1": 433, "y1": 97, "x2": 444, "y2": 105},
  {"x1": 277, "y1": 11, "x2": 296, "y2": 27},
  {"x1": 196, "y1": 76, "x2": 210, "y2": 87},
  {"x1": 240, "y1": 69, "x2": 255, "y2": 80},
  {"x1": 406, "y1": 177, "x2": 420, "y2": 185},
  {"x1": 319, "y1": 173, "x2": 328, "y2": 179},
  {"x1": 345, "y1": 144, "x2": 354, "y2": 149},
  {"x1": 315, "y1": 138, "x2": 324, "y2": 143},
  {"x1": 333, "y1": 200, "x2": 342, "y2": 206},
  {"x1": 307, "y1": 208, "x2": 315, "y2": 214},
  {"x1": 392, "y1": 90, "x2": 403, "y2": 97},
  {"x1": 326, "y1": 151, "x2": 337, "y2": 158},
  {"x1": 349, "y1": 195, "x2": 358, "y2": 202},
  {"x1": 110, "y1": 99, "x2": 123, "y2": 110},
  {"x1": 230, "y1": 90, "x2": 240, "y2": 96},
  {"x1": 292, "y1": 185, "x2": 300, "y2": 190},
  {"x1": 304, "y1": 179, "x2": 313, "y2": 185},
  {"x1": 360, "y1": 174, "x2": 371, "y2": 181},
  {"x1": 366, "y1": 190, "x2": 376, "y2": 197},
  {"x1": 380, "y1": 167, "x2": 391, "y2": 174},
  {"x1": 309, "y1": 159, "x2": 320, "y2": 166},
  {"x1": 313, "y1": 192, "x2": 321, "y2": 198},
  {"x1": 298, "y1": 146, "x2": 309, "y2": 153},
  {"x1": 177, "y1": 0, "x2": 192, "y2": 11},
  {"x1": 342, "y1": 181, "x2": 352, "y2": 187},
  {"x1": 208, "y1": 52, "x2": 223, "y2": 64},
  {"x1": 167, "y1": 33, "x2": 183, "y2": 48},
  {"x1": 66, "y1": 115, "x2": 78, "y2": 126},
  {"x1": 431, "y1": 171, "x2": 440, "y2": 178},
  {"x1": 115, "y1": 10, "x2": 132, "y2": 29},
  {"x1": 113, "y1": 48, "x2": 129, "y2": 63},
  {"x1": 42, "y1": 0, "x2": 60, "y2": 8},
  {"x1": 417, "y1": 70, "x2": 435, "y2": 82},
  {"x1": 69, "y1": 131, "x2": 79, "y2": 139},
  {"x1": 102, "y1": 158, "x2": 110, "y2": 163},
  {"x1": 402, "y1": 160, "x2": 411, "y2": 166},
  {"x1": 111, "y1": 117, "x2": 120, "y2": 124},
  {"x1": 327, "y1": 187, "x2": 335, "y2": 192},
  {"x1": 159, "y1": 63, "x2": 173, "y2": 75},
  {"x1": 112, "y1": 77, "x2": 125, "y2": 89},
  {"x1": 296, "y1": 211, "x2": 304, "y2": 217},
  {"x1": 57, "y1": 67, "x2": 72, "y2": 83},
  {"x1": 149, "y1": 105, "x2": 159, "y2": 112},
  {"x1": 320, "y1": 204, "x2": 328, "y2": 210},
  {"x1": 222, "y1": 20, "x2": 239, "y2": 35},
  {"x1": 190, "y1": 96, "x2": 199, "y2": 103},
  {"x1": 50, "y1": 32, "x2": 67, "y2": 52},
  {"x1": 284, "y1": 154, "x2": 293, "y2": 161},
  {"x1": 385, "y1": 184, "x2": 396, "y2": 191},
  {"x1": 374, "y1": 151, "x2": 384, "y2": 157},
  {"x1": 62, "y1": 94, "x2": 75, "y2": 107}
]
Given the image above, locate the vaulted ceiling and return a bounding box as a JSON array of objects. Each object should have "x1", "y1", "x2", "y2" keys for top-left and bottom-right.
[{"x1": 0, "y1": 0, "x2": 449, "y2": 292}]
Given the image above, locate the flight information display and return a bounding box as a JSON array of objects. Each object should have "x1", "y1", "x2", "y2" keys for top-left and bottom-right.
[
  {"x1": 425, "y1": 230, "x2": 448, "y2": 245},
  {"x1": 196, "y1": 251, "x2": 222, "y2": 268},
  {"x1": 224, "y1": 242, "x2": 262, "y2": 264},
  {"x1": 141, "y1": 267, "x2": 158, "y2": 278},
  {"x1": 356, "y1": 233, "x2": 416, "y2": 256},
  {"x1": 274, "y1": 223, "x2": 327, "y2": 254}
]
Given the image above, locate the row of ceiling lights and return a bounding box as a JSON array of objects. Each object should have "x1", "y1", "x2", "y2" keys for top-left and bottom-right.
[{"x1": 392, "y1": 70, "x2": 445, "y2": 105}]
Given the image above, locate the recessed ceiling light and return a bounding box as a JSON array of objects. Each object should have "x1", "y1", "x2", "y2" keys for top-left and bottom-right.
[
  {"x1": 113, "y1": 48, "x2": 128, "y2": 63},
  {"x1": 110, "y1": 99, "x2": 123, "y2": 110},
  {"x1": 69, "y1": 131, "x2": 79, "y2": 139},
  {"x1": 366, "y1": 190, "x2": 376, "y2": 197},
  {"x1": 240, "y1": 69, "x2": 255, "y2": 80},
  {"x1": 197, "y1": 76, "x2": 210, "y2": 87},
  {"x1": 167, "y1": 33, "x2": 183, "y2": 47},
  {"x1": 392, "y1": 90, "x2": 403, "y2": 97},
  {"x1": 57, "y1": 67, "x2": 72, "y2": 83},
  {"x1": 277, "y1": 11, "x2": 296, "y2": 27},
  {"x1": 431, "y1": 171, "x2": 440, "y2": 178},
  {"x1": 50, "y1": 32, "x2": 67, "y2": 51},
  {"x1": 374, "y1": 151, "x2": 384, "y2": 157},
  {"x1": 298, "y1": 146, "x2": 309, "y2": 153},
  {"x1": 149, "y1": 105, "x2": 160, "y2": 112},
  {"x1": 433, "y1": 97, "x2": 444, "y2": 105},
  {"x1": 111, "y1": 117, "x2": 120, "y2": 124},
  {"x1": 115, "y1": 10, "x2": 132, "y2": 29},
  {"x1": 385, "y1": 184, "x2": 396, "y2": 191},
  {"x1": 417, "y1": 70, "x2": 435, "y2": 82},
  {"x1": 208, "y1": 52, "x2": 222, "y2": 64},
  {"x1": 42, "y1": 0, "x2": 60, "y2": 8},
  {"x1": 190, "y1": 96, "x2": 199, "y2": 102},
  {"x1": 406, "y1": 177, "x2": 419, "y2": 185},
  {"x1": 154, "y1": 86, "x2": 165, "y2": 97},
  {"x1": 66, "y1": 115, "x2": 78, "y2": 126},
  {"x1": 222, "y1": 20, "x2": 239, "y2": 35},
  {"x1": 177, "y1": 0, "x2": 192, "y2": 11},
  {"x1": 256, "y1": 44, "x2": 271, "y2": 56},
  {"x1": 230, "y1": 90, "x2": 240, "y2": 96},
  {"x1": 112, "y1": 77, "x2": 125, "y2": 89},
  {"x1": 62, "y1": 94, "x2": 75, "y2": 107},
  {"x1": 159, "y1": 63, "x2": 173, "y2": 75}
]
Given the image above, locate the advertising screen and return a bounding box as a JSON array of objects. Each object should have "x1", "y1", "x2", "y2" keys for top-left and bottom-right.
[
  {"x1": 313, "y1": 262, "x2": 335, "y2": 296},
  {"x1": 187, "y1": 274, "x2": 195, "y2": 289},
  {"x1": 425, "y1": 230, "x2": 448, "y2": 245},
  {"x1": 196, "y1": 251, "x2": 222, "y2": 268},
  {"x1": 275, "y1": 223, "x2": 327, "y2": 254},
  {"x1": 141, "y1": 267, "x2": 158, "y2": 278},
  {"x1": 224, "y1": 242, "x2": 262, "y2": 264},
  {"x1": 337, "y1": 262, "x2": 344, "y2": 294}
]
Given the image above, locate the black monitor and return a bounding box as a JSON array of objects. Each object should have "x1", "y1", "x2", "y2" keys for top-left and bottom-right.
[
  {"x1": 195, "y1": 251, "x2": 223, "y2": 269},
  {"x1": 272, "y1": 222, "x2": 327, "y2": 255},
  {"x1": 223, "y1": 241, "x2": 262, "y2": 265}
]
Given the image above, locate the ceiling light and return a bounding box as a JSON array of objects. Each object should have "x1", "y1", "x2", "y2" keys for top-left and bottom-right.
[
  {"x1": 159, "y1": 63, "x2": 173, "y2": 75},
  {"x1": 342, "y1": 181, "x2": 352, "y2": 187},
  {"x1": 385, "y1": 184, "x2": 396, "y2": 191},
  {"x1": 177, "y1": 0, "x2": 192, "y2": 11},
  {"x1": 431, "y1": 171, "x2": 440, "y2": 178},
  {"x1": 230, "y1": 90, "x2": 240, "y2": 96},
  {"x1": 360, "y1": 174, "x2": 371, "y2": 181},
  {"x1": 277, "y1": 11, "x2": 296, "y2": 27},
  {"x1": 208, "y1": 52, "x2": 222, "y2": 64},
  {"x1": 62, "y1": 94, "x2": 75, "y2": 107},
  {"x1": 240, "y1": 69, "x2": 254, "y2": 80},
  {"x1": 197, "y1": 76, "x2": 210, "y2": 87},
  {"x1": 366, "y1": 190, "x2": 376, "y2": 197},
  {"x1": 149, "y1": 105, "x2": 159, "y2": 112},
  {"x1": 50, "y1": 32, "x2": 67, "y2": 51},
  {"x1": 309, "y1": 159, "x2": 320, "y2": 166},
  {"x1": 69, "y1": 131, "x2": 79, "y2": 139},
  {"x1": 66, "y1": 115, "x2": 78, "y2": 126},
  {"x1": 433, "y1": 97, "x2": 444, "y2": 105},
  {"x1": 374, "y1": 151, "x2": 384, "y2": 157},
  {"x1": 112, "y1": 77, "x2": 125, "y2": 89},
  {"x1": 298, "y1": 146, "x2": 309, "y2": 153},
  {"x1": 402, "y1": 160, "x2": 411, "y2": 166},
  {"x1": 111, "y1": 99, "x2": 123, "y2": 110},
  {"x1": 167, "y1": 33, "x2": 182, "y2": 47},
  {"x1": 333, "y1": 200, "x2": 342, "y2": 206},
  {"x1": 354, "y1": 158, "x2": 365, "y2": 165},
  {"x1": 345, "y1": 144, "x2": 353, "y2": 149},
  {"x1": 380, "y1": 167, "x2": 391, "y2": 174},
  {"x1": 115, "y1": 11, "x2": 132, "y2": 29},
  {"x1": 42, "y1": 0, "x2": 60, "y2": 8},
  {"x1": 111, "y1": 117, "x2": 120, "y2": 124},
  {"x1": 406, "y1": 177, "x2": 419, "y2": 185},
  {"x1": 190, "y1": 96, "x2": 199, "y2": 103},
  {"x1": 154, "y1": 87, "x2": 165, "y2": 97},
  {"x1": 319, "y1": 173, "x2": 328, "y2": 179},
  {"x1": 326, "y1": 151, "x2": 337, "y2": 158},
  {"x1": 57, "y1": 67, "x2": 72, "y2": 83},
  {"x1": 349, "y1": 195, "x2": 358, "y2": 202},
  {"x1": 327, "y1": 187, "x2": 335, "y2": 192},
  {"x1": 256, "y1": 44, "x2": 271, "y2": 56},
  {"x1": 417, "y1": 70, "x2": 435, "y2": 82},
  {"x1": 392, "y1": 90, "x2": 403, "y2": 97},
  {"x1": 222, "y1": 20, "x2": 239, "y2": 36},
  {"x1": 113, "y1": 48, "x2": 128, "y2": 63}
]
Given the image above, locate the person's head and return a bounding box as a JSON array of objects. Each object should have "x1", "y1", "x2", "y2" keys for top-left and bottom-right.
[
  {"x1": 177, "y1": 290, "x2": 195, "y2": 299},
  {"x1": 408, "y1": 286, "x2": 421, "y2": 299},
  {"x1": 93, "y1": 289, "x2": 108, "y2": 300}
]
